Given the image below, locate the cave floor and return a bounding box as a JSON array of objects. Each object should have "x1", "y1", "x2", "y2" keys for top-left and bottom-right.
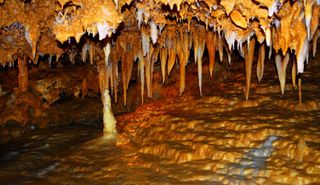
[{"x1": 1, "y1": 56, "x2": 320, "y2": 184}]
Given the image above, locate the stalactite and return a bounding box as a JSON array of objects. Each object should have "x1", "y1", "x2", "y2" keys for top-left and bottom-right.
[
  {"x1": 34, "y1": 54, "x2": 39, "y2": 65},
  {"x1": 138, "y1": 52, "x2": 145, "y2": 105},
  {"x1": 227, "y1": 50, "x2": 231, "y2": 65},
  {"x1": 298, "y1": 77, "x2": 302, "y2": 104},
  {"x1": 257, "y1": 43, "x2": 266, "y2": 82},
  {"x1": 150, "y1": 46, "x2": 159, "y2": 85},
  {"x1": 89, "y1": 42, "x2": 95, "y2": 64},
  {"x1": 160, "y1": 48, "x2": 167, "y2": 84},
  {"x1": 167, "y1": 27, "x2": 176, "y2": 75},
  {"x1": 218, "y1": 36, "x2": 224, "y2": 63},
  {"x1": 107, "y1": 62, "x2": 114, "y2": 95},
  {"x1": 112, "y1": 59, "x2": 119, "y2": 103},
  {"x1": 305, "y1": 0, "x2": 314, "y2": 40},
  {"x1": 177, "y1": 29, "x2": 189, "y2": 95},
  {"x1": 244, "y1": 37, "x2": 256, "y2": 101},
  {"x1": 18, "y1": 56, "x2": 28, "y2": 92},
  {"x1": 121, "y1": 50, "x2": 127, "y2": 106},
  {"x1": 275, "y1": 53, "x2": 289, "y2": 95},
  {"x1": 193, "y1": 28, "x2": 199, "y2": 64},
  {"x1": 312, "y1": 29, "x2": 319, "y2": 57},
  {"x1": 206, "y1": 31, "x2": 217, "y2": 79},
  {"x1": 82, "y1": 42, "x2": 89, "y2": 63},
  {"x1": 196, "y1": 28, "x2": 206, "y2": 96},
  {"x1": 48, "y1": 54, "x2": 53, "y2": 68},
  {"x1": 269, "y1": 27, "x2": 275, "y2": 60},
  {"x1": 294, "y1": 20, "x2": 308, "y2": 74},
  {"x1": 292, "y1": 60, "x2": 297, "y2": 89},
  {"x1": 145, "y1": 47, "x2": 153, "y2": 98}
]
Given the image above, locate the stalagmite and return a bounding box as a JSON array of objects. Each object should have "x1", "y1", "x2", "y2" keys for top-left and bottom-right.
[
  {"x1": 244, "y1": 37, "x2": 256, "y2": 101},
  {"x1": 206, "y1": 31, "x2": 217, "y2": 78},
  {"x1": 18, "y1": 57, "x2": 28, "y2": 92},
  {"x1": 257, "y1": 43, "x2": 266, "y2": 82},
  {"x1": 275, "y1": 53, "x2": 289, "y2": 95},
  {"x1": 103, "y1": 89, "x2": 117, "y2": 133},
  {"x1": 69, "y1": 51, "x2": 77, "y2": 64},
  {"x1": 292, "y1": 60, "x2": 297, "y2": 89},
  {"x1": 160, "y1": 48, "x2": 167, "y2": 84}
]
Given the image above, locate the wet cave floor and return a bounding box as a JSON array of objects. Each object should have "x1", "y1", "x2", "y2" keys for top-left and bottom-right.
[{"x1": 1, "y1": 54, "x2": 320, "y2": 185}]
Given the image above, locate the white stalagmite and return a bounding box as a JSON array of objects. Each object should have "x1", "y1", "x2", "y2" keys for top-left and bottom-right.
[
  {"x1": 257, "y1": 43, "x2": 265, "y2": 82},
  {"x1": 103, "y1": 89, "x2": 116, "y2": 133},
  {"x1": 275, "y1": 53, "x2": 289, "y2": 95}
]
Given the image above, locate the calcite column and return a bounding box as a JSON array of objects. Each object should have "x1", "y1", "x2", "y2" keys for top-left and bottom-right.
[{"x1": 18, "y1": 56, "x2": 28, "y2": 92}]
